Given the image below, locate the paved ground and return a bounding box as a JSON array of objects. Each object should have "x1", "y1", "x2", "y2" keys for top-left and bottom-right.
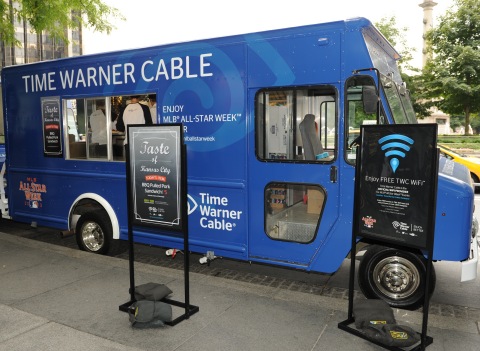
[
  {"x1": 1, "y1": 220, "x2": 479, "y2": 350},
  {"x1": 2, "y1": 219, "x2": 479, "y2": 322}
]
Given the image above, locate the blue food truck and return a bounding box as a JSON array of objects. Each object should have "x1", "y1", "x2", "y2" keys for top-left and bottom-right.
[
  {"x1": 0, "y1": 140, "x2": 5, "y2": 217},
  {"x1": 1, "y1": 17, "x2": 477, "y2": 310}
]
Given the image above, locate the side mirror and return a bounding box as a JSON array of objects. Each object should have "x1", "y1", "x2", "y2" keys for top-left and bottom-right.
[{"x1": 362, "y1": 85, "x2": 378, "y2": 114}]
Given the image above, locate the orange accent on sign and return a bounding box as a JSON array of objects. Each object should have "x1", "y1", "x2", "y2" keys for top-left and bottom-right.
[{"x1": 145, "y1": 175, "x2": 166, "y2": 182}]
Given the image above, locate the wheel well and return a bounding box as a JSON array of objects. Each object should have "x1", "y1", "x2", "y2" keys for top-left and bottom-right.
[
  {"x1": 471, "y1": 172, "x2": 479, "y2": 184},
  {"x1": 67, "y1": 194, "x2": 120, "y2": 239},
  {"x1": 357, "y1": 240, "x2": 425, "y2": 259},
  {"x1": 70, "y1": 199, "x2": 105, "y2": 231},
  {"x1": 74, "y1": 198, "x2": 105, "y2": 215}
]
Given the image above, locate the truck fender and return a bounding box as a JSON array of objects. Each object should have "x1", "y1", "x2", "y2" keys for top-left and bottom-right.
[{"x1": 68, "y1": 193, "x2": 120, "y2": 239}]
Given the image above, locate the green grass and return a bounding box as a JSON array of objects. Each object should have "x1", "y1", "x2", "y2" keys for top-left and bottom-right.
[{"x1": 438, "y1": 135, "x2": 480, "y2": 150}]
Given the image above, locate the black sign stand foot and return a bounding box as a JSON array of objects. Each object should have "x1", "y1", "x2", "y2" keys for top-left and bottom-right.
[{"x1": 338, "y1": 318, "x2": 432, "y2": 351}]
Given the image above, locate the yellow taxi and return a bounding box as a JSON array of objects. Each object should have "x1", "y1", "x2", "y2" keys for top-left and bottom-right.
[{"x1": 439, "y1": 144, "x2": 480, "y2": 187}]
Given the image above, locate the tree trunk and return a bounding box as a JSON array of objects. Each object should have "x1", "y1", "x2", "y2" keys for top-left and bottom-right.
[{"x1": 464, "y1": 106, "x2": 471, "y2": 136}]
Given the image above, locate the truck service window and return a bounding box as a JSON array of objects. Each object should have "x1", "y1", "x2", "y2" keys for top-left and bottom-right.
[
  {"x1": 255, "y1": 86, "x2": 337, "y2": 162},
  {"x1": 63, "y1": 94, "x2": 153, "y2": 161}
]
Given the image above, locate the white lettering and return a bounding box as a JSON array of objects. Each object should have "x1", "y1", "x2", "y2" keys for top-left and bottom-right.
[
  {"x1": 141, "y1": 60, "x2": 154, "y2": 82},
  {"x1": 155, "y1": 59, "x2": 169, "y2": 81},
  {"x1": 75, "y1": 69, "x2": 86, "y2": 88},
  {"x1": 99, "y1": 65, "x2": 110, "y2": 85},
  {"x1": 200, "y1": 53, "x2": 213, "y2": 77},
  {"x1": 87, "y1": 67, "x2": 97, "y2": 87},
  {"x1": 60, "y1": 70, "x2": 75, "y2": 89},
  {"x1": 112, "y1": 64, "x2": 122, "y2": 85},
  {"x1": 139, "y1": 141, "x2": 170, "y2": 155},
  {"x1": 185, "y1": 56, "x2": 197, "y2": 78},
  {"x1": 19, "y1": 53, "x2": 214, "y2": 93},
  {"x1": 171, "y1": 57, "x2": 183, "y2": 79},
  {"x1": 124, "y1": 63, "x2": 135, "y2": 83},
  {"x1": 48, "y1": 72, "x2": 56, "y2": 90},
  {"x1": 162, "y1": 105, "x2": 184, "y2": 113}
]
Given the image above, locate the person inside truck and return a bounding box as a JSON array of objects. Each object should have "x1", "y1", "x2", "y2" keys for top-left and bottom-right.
[
  {"x1": 89, "y1": 100, "x2": 107, "y2": 157},
  {"x1": 116, "y1": 95, "x2": 153, "y2": 144},
  {"x1": 148, "y1": 94, "x2": 157, "y2": 124}
]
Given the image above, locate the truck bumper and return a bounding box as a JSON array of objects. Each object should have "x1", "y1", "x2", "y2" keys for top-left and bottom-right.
[{"x1": 461, "y1": 235, "x2": 478, "y2": 282}]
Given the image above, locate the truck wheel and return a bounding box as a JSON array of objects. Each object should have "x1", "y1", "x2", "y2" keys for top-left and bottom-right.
[
  {"x1": 75, "y1": 211, "x2": 112, "y2": 254},
  {"x1": 358, "y1": 245, "x2": 435, "y2": 310},
  {"x1": 471, "y1": 173, "x2": 479, "y2": 192}
]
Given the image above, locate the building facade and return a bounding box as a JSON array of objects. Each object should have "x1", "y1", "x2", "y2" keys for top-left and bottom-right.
[
  {"x1": 0, "y1": 1, "x2": 83, "y2": 139},
  {"x1": 0, "y1": 1, "x2": 83, "y2": 70}
]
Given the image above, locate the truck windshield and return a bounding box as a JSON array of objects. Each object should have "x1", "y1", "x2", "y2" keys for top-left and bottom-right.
[
  {"x1": 362, "y1": 27, "x2": 417, "y2": 125},
  {"x1": 381, "y1": 74, "x2": 417, "y2": 124}
]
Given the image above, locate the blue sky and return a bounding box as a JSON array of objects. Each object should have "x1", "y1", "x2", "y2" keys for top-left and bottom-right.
[{"x1": 83, "y1": 0, "x2": 455, "y2": 69}]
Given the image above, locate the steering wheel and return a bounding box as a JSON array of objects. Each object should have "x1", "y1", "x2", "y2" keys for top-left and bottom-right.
[{"x1": 349, "y1": 135, "x2": 361, "y2": 148}]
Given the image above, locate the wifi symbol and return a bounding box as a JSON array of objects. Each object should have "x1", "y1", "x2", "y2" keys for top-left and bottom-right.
[{"x1": 378, "y1": 134, "x2": 414, "y2": 173}]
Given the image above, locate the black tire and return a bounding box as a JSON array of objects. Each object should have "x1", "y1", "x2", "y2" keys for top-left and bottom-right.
[
  {"x1": 358, "y1": 245, "x2": 435, "y2": 310},
  {"x1": 471, "y1": 173, "x2": 479, "y2": 192},
  {"x1": 75, "y1": 211, "x2": 112, "y2": 255}
]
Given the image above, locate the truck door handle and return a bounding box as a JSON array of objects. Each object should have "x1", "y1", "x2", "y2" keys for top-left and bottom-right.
[{"x1": 330, "y1": 166, "x2": 338, "y2": 183}]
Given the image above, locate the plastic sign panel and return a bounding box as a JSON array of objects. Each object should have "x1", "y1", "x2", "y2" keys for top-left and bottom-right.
[
  {"x1": 355, "y1": 124, "x2": 438, "y2": 249},
  {"x1": 41, "y1": 97, "x2": 62, "y2": 156},
  {"x1": 128, "y1": 124, "x2": 184, "y2": 231}
]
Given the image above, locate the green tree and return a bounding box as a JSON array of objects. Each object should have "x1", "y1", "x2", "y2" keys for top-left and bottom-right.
[
  {"x1": 0, "y1": 0, "x2": 124, "y2": 46},
  {"x1": 375, "y1": 16, "x2": 430, "y2": 118},
  {"x1": 422, "y1": 0, "x2": 480, "y2": 135},
  {"x1": 375, "y1": 16, "x2": 416, "y2": 74},
  {"x1": 449, "y1": 115, "x2": 464, "y2": 132}
]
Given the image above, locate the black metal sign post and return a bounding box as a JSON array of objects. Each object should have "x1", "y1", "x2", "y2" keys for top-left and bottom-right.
[
  {"x1": 119, "y1": 124, "x2": 199, "y2": 326},
  {"x1": 339, "y1": 124, "x2": 438, "y2": 351}
]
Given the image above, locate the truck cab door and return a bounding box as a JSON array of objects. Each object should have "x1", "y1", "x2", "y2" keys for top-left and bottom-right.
[{"x1": 247, "y1": 85, "x2": 341, "y2": 268}]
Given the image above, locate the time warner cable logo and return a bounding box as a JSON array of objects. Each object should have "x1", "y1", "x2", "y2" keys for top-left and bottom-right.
[{"x1": 378, "y1": 134, "x2": 414, "y2": 173}]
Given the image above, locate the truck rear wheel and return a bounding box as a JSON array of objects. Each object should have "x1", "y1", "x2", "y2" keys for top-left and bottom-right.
[
  {"x1": 358, "y1": 245, "x2": 435, "y2": 310},
  {"x1": 75, "y1": 211, "x2": 112, "y2": 254}
]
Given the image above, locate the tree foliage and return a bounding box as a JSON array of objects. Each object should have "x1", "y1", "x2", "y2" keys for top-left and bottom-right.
[
  {"x1": 421, "y1": 0, "x2": 480, "y2": 135},
  {"x1": 0, "y1": 0, "x2": 124, "y2": 46},
  {"x1": 375, "y1": 16, "x2": 416, "y2": 74}
]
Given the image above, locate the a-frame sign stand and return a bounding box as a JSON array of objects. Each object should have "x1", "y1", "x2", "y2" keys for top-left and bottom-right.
[
  {"x1": 338, "y1": 124, "x2": 438, "y2": 350},
  {"x1": 119, "y1": 124, "x2": 199, "y2": 326}
]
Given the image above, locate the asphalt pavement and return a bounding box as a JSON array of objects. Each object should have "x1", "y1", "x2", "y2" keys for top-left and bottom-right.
[{"x1": 1, "y1": 224, "x2": 479, "y2": 350}]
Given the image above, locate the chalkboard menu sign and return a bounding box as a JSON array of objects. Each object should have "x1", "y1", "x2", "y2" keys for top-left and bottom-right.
[
  {"x1": 127, "y1": 124, "x2": 184, "y2": 230},
  {"x1": 355, "y1": 124, "x2": 438, "y2": 249},
  {"x1": 42, "y1": 97, "x2": 62, "y2": 156}
]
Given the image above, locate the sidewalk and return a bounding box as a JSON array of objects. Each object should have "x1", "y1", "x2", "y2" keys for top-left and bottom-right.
[{"x1": 0, "y1": 232, "x2": 478, "y2": 351}]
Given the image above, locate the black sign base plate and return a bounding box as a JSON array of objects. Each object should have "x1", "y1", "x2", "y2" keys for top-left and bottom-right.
[
  {"x1": 119, "y1": 298, "x2": 199, "y2": 326},
  {"x1": 338, "y1": 318, "x2": 432, "y2": 351}
]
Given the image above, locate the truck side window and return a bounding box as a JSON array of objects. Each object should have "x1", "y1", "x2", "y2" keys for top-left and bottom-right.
[
  {"x1": 256, "y1": 86, "x2": 337, "y2": 162},
  {"x1": 265, "y1": 183, "x2": 324, "y2": 243}
]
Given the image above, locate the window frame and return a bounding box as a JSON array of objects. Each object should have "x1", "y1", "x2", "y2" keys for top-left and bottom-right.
[{"x1": 255, "y1": 85, "x2": 338, "y2": 163}]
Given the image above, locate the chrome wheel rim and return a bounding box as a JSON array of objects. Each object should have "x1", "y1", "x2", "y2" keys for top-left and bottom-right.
[
  {"x1": 372, "y1": 256, "x2": 420, "y2": 300},
  {"x1": 81, "y1": 221, "x2": 104, "y2": 252}
]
